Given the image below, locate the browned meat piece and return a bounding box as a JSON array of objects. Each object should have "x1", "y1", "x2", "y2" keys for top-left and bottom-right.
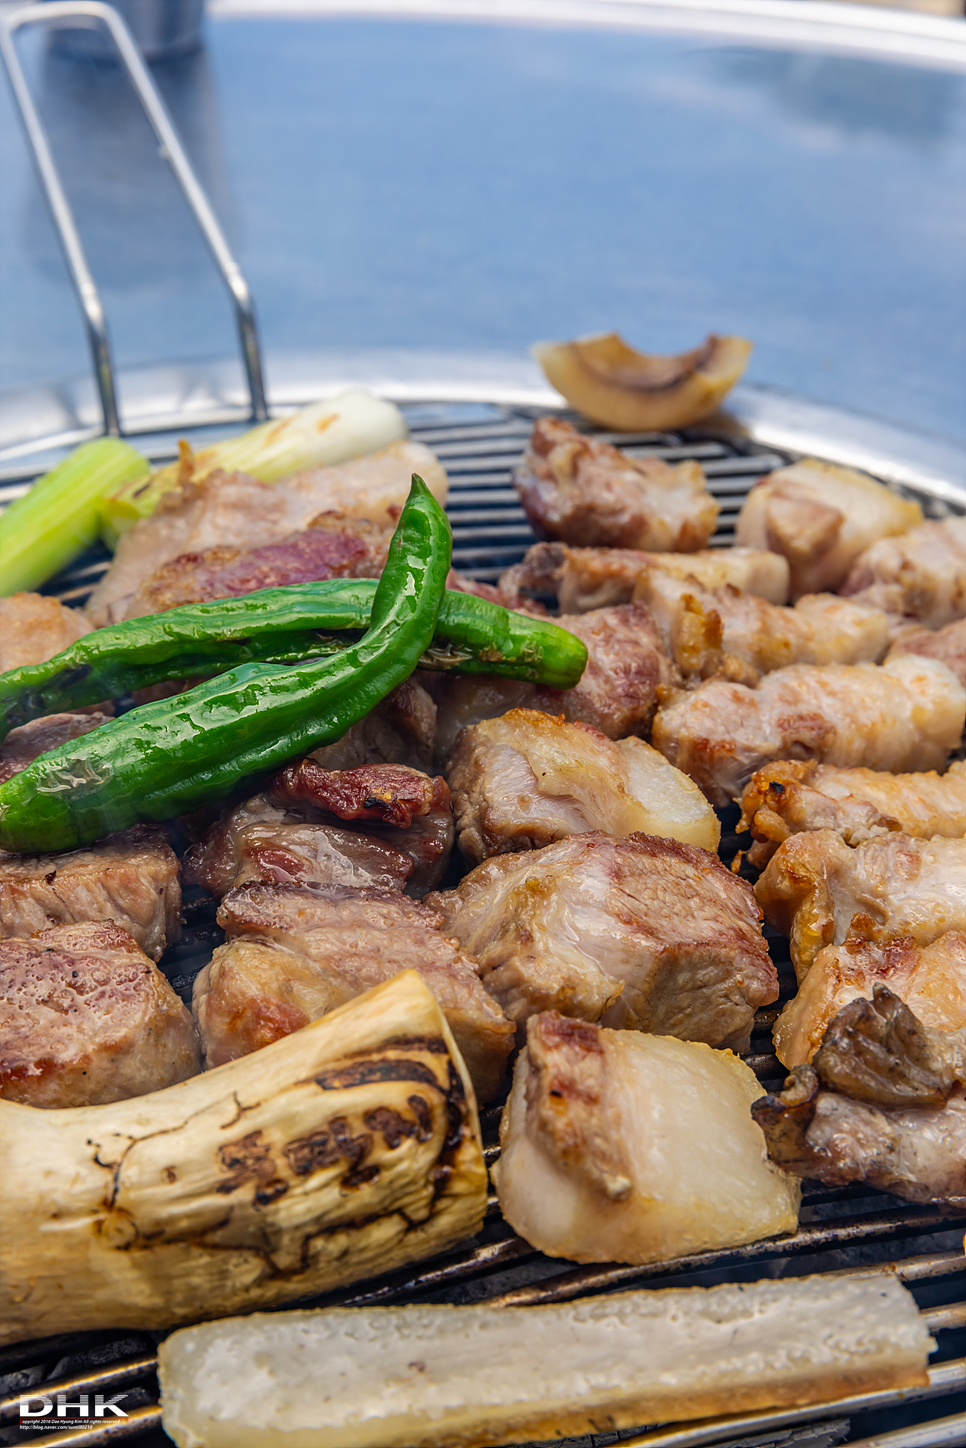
[
  {"x1": 494, "y1": 1012, "x2": 799, "y2": 1265},
  {"x1": 513, "y1": 418, "x2": 718, "y2": 552},
  {"x1": 307, "y1": 676, "x2": 436, "y2": 772},
  {"x1": 889, "y1": 617, "x2": 966, "y2": 691},
  {"x1": 447, "y1": 709, "x2": 719, "y2": 862},
  {"x1": 755, "y1": 830, "x2": 966, "y2": 983},
  {"x1": 841, "y1": 518, "x2": 966, "y2": 629},
  {"x1": 122, "y1": 515, "x2": 391, "y2": 618},
  {"x1": 425, "y1": 832, "x2": 776, "y2": 1051},
  {"x1": 0, "y1": 826, "x2": 181, "y2": 961},
  {"x1": 0, "y1": 712, "x2": 112, "y2": 785},
  {"x1": 639, "y1": 573, "x2": 889, "y2": 680},
  {"x1": 0, "y1": 921, "x2": 200, "y2": 1107},
  {"x1": 85, "y1": 441, "x2": 447, "y2": 624},
  {"x1": 500, "y1": 541, "x2": 790, "y2": 613},
  {"x1": 199, "y1": 882, "x2": 513, "y2": 1102},
  {"x1": 185, "y1": 762, "x2": 452, "y2": 897},
  {"x1": 735, "y1": 458, "x2": 922, "y2": 599},
  {"x1": 740, "y1": 759, "x2": 966, "y2": 867},
  {"x1": 431, "y1": 603, "x2": 677, "y2": 755},
  {"x1": 753, "y1": 986, "x2": 966, "y2": 1206},
  {"x1": 652, "y1": 654, "x2": 966, "y2": 808},
  {"x1": 774, "y1": 932, "x2": 966, "y2": 1068},
  {"x1": 0, "y1": 592, "x2": 91, "y2": 672}
]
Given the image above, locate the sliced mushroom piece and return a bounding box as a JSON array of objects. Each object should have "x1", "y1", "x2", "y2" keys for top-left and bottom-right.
[{"x1": 533, "y1": 331, "x2": 753, "y2": 431}]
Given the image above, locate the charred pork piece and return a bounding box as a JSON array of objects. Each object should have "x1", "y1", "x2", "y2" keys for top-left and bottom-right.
[
  {"x1": 447, "y1": 709, "x2": 719, "y2": 862},
  {"x1": 0, "y1": 921, "x2": 200, "y2": 1107},
  {"x1": 499, "y1": 540, "x2": 789, "y2": 613},
  {"x1": 756, "y1": 830, "x2": 966, "y2": 983},
  {"x1": 0, "y1": 712, "x2": 112, "y2": 785},
  {"x1": 774, "y1": 932, "x2": 966, "y2": 1068},
  {"x1": 200, "y1": 882, "x2": 513, "y2": 1101},
  {"x1": 513, "y1": 417, "x2": 718, "y2": 552},
  {"x1": 86, "y1": 440, "x2": 447, "y2": 625},
  {"x1": 736, "y1": 458, "x2": 922, "y2": 599},
  {"x1": 841, "y1": 517, "x2": 966, "y2": 630},
  {"x1": 740, "y1": 758, "x2": 966, "y2": 867},
  {"x1": 0, "y1": 592, "x2": 91, "y2": 671},
  {"x1": 652, "y1": 654, "x2": 965, "y2": 808},
  {"x1": 185, "y1": 763, "x2": 453, "y2": 897},
  {"x1": 754, "y1": 985, "x2": 966, "y2": 1206},
  {"x1": 0, "y1": 825, "x2": 180, "y2": 960},
  {"x1": 307, "y1": 676, "x2": 436, "y2": 773},
  {"x1": 639, "y1": 574, "x2": 889, "y2": 681},
  {"x1": 123, "y1": 514, "x2": 392, "y2": 619},
  {"x1": 889, "y1": 616, "x2": 966, "y2": 691},
  {"x1": 425, "y1": 832, "x2": 776, "y2": 1050},
  {"x1": 431, "y1": 603, "x2": 677, "y2": 756},
  {"x1": 494, "y1": 1012, "x2": 799, "y2": 1264}
]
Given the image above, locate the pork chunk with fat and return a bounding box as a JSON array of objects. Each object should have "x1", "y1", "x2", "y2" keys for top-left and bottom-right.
[
  {"x1": 0, "y1": 921, "x2": 200, "y2": 1108},
  {"x1": 841, "y1": 518, "x2": 966, "y2": 630},
  {"x1": 0, "y1": 826, "x2": 181, "y2": 961},
  {"x1": 197, "y1": 882, "x2": 513, "y2": 1101},
  {"x1": 184, "y1": 762, "x2": 453, "y2": 897},
  {"x1": 0, "y1": 592, "x2": 91, "y2": 672},
  {"x1": 493, "y1": 1012, "x2": 799, "y2": 1265},
  {"x1": 888, "y1": 617, "x2": 966, "y2": 691},
  {"x1": 653, "y1": 654, "x2": 965, "y2": 807},
  {"x1": 753, "y1": 986, "x2": 966, "y2": 1207},
  {"x1": 425, "y1": 832, "x2": 776, "y2": 1050},
  {"x1": 756, "y1": 830, "x2": 966, "y2": 982},
  {"x1": 447, "y1": 708, "x2": 719, "y2": 861},
  {"x1": 0, "y1": 712, "x2": 112, "y2": 785},
  {"x1": 513, "y1": 417, "x2": 718, "y2": 552},
  {"x1": 774, "y1": 932, "x2": 966, "y2": 1068}
]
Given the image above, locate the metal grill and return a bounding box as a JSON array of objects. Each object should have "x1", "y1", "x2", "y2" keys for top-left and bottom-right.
[{"x1": 1, "y1": 405, "x2": 964, "y2": 1448}]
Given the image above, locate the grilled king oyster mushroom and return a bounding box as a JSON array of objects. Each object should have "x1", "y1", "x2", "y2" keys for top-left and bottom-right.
[{"x1": 533, "y1": 332, "x2": 753, "y2": 431}]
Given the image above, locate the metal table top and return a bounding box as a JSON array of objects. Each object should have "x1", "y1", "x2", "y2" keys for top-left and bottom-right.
[{"x1": 0, "y1": 1, "x2": 964, "y2": 459}]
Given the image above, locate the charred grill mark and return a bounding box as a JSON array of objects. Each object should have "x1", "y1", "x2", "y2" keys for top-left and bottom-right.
[
  {"x1": 364, "y1": 1106, "x2": 418, "y2": 1149},
  {"x1": 380, "y1": 1034, "x2": 450, "y2": 1055},
  {"x1": 408, "y1": 1094, "x2": 434, "y2": 1141},
  {"x1": 284, "y1": 1116, "x2": 375, "y2": 1188},
  {"x1": 216, "y1": 1129, "x2": 289, "y2": 1205},
  {"x1": 315, "y1": 1058, "x2": 444, "y2": 1091}
]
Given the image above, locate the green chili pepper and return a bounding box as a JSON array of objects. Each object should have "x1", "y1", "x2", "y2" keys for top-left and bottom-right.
[
  {"x1": 0, "y1": 477, "x2": 451, "y2": 855},
  {"x1": 0, "y1": 583, "x2": 587, "y2": 740}
]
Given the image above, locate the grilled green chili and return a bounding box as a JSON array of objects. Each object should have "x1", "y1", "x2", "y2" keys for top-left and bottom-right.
[
  {"x1": 0, "y1": 477, "x2": 451, "y2": 854},
  {"x1": 0, "y1": 583, "x2": 586, "y2": 740}
]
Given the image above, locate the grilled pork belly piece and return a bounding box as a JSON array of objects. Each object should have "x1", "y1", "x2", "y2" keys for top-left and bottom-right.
[
  {"x1": 639, "y1": 574, "x2": 888, "y2": 680},
  {"x1": 513, "y1": 416, "x2": 718, "y2": 552},
  {"x1": 0, "y1": 712, "x2": 112, "y2": 785},
  {"x1": 448, "y1": 709, "x2": 719, "y2": 862},
  {"x1": 85, "y1": 440, "x2": 447, "y2": 625},
  {"x1": 123, "y1": 514, "x2": 391, "y2": 619},
  {"x1": 307, "y1": 676, "x2": 436, "y2": 773},
  {"x1": 0, "y1": 921, "x2": 200, "y2": 1108},
  {"x1": 431, "y1": 603, "x2": 677, "y2": 754},
  {"x1": 158, "y1": 1275, "x2": 931, "y2": 1448},
  {"x1": 0, "y1": 826, "x2": 180, "y2": 961},
  {"x1": 756, "y1": 830, "x2": 966, "y2": 982},
  {"x1": 426, "y1": 833, "x2": 776, "y2": 1050},
  {"x1": 740, "y1": 758, "x2": 966, "y2": 866},
  {"x1": 652, "y1": 654, "x2": 966, "y2": 808},
  {"x1": 185, "y1": 763, "x2": 452, "y2": 897},
  {"x1": 841, "y1": 517, "x2": 966, "y2": 630},
  {"x1": 0, "y1": 592, "x2": 91, "y2": 671},
  {"x1": 499, "y1": 540, "x2": 789, "y2": 613},
  {"x1": 889, "y1": 616, "x2": 966, "y2": 690},
  {"x1": 494, "y1": 1012, "x2": 799, "y2": 1264},
  {"x1": 774, "y1": 932, "x2": 966, "y2": 1068},
  {"x1": 754, "y1": 986, "x2": 966, "y2": 1206},
  {"x1": 735, "y1": 458, "x2": 922, "y2": 599},
  {"x1": 200, "y1": 882, "x2": 513, "y2": 1101}
]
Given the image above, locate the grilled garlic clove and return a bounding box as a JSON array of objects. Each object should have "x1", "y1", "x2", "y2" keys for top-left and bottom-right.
[{"x1": 533, "y1": 331, "x2": 752, "y2": 431}]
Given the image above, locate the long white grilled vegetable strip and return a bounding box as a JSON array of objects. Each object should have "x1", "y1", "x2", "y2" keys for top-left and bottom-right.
[
  {"x1": 0, "y1": 971, "x2": 486, "y2": 1345},
  {"x1": 158, "y1": 1274, "x2": 932, "y2": 1448}
]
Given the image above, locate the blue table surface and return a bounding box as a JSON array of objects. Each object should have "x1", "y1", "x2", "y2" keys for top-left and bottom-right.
[{"x1": 1, "y1": 12, "x2": 964, "y2": 443}]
